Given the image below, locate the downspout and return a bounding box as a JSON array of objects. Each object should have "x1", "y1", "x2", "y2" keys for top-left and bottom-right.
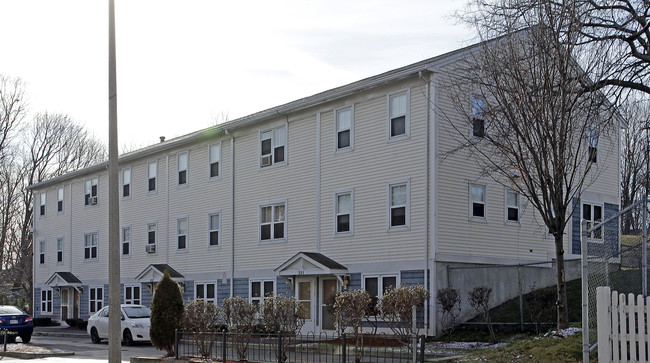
[
  {"x1": 32, "y1": 193, "x2": 36, "y2": 316},
  {"x1": 226, "y1": 130, "x2": 235, "y2": 297},
  {"x1": 431, "y1": 69, "x2": 441, "y2": 336},
  {"x1": 69, "y1": 182, "x2": 73, "y2": 273},
  {"x1": 419, "y1": 70, "x2": 431, "y2": 334},
  {"x1": 166, "y1": 155, "x2": 170, "y2": 264},
  {"x1": 316, "y1": 113, "x2": 321, "y2": 253}
]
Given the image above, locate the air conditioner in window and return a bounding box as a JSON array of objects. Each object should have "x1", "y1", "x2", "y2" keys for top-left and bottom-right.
[
  {"x1": 89, "y1": 196, "x2": 98, "y2": 205},
  {"x1": 145, "y1": 244, "x2": 156, "y2": 253},
  {"x1": 261, "y1": 155, "x2": 272, "y2": 167}
]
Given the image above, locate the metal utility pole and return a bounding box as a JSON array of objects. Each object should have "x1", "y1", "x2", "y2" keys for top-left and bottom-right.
[
  {"x1": 644, "y1": 126, "x2": 649, "y2": 297},
  {"x1": 108, "y1": 0, "x2": 121, "y2": 361}
]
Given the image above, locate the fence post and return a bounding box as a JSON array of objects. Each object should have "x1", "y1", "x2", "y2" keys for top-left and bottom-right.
[
  {"x1": 419, "y1": 335, "x2": 425, "y2": 363},
  {"x1": 222, "y1": 330, "x2": 227, "y2": 363},
  {"x1": 174, "y1": 329, "x2": 179, "y2": 360},
  {"x1": 596, "y1": 286, "x2": 612, "y2": 362},
  {"x1": 342, "y1": 333, "x2": 346, "y2": 363},
  {"x1": 581, "y1": 219, "x2": 589, "y2": 363},
  {"x1": 278, "y1": 332, "x2": 282, "y2": 363},
  {"x1": 518, "y1": 264, "x2": 523, "y2": 332}
]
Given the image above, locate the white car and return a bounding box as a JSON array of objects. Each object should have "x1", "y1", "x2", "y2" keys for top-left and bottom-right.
[{"x1": 87, "y1": 304, "x2": 151, "y2": 345}]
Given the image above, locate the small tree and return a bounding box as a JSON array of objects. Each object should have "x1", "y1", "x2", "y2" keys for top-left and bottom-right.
[
  {"x1": 469, "y1": 287, "x2": 496, "y2": 343},
  {"x1": 333, "y1": 289, "x2": 372, "y2": 363},
  {"x1": 262, "y1": 296, "x2": 305, "y2": 363},
  {"x1": 221, "y1": 297, "x2": 258, "y2": 360},
  {"x1": 150, "y1": 271, "x2": 184, "y2": 357},
  {"x1": 380, "y1": 285, "x2": 430, "y2": 340},
  {"x1": 182, "y1": 300, "x2": 221, "y2": 358},
  {"x1": 436, "y1": 288, "x2": 461, "y2": 336}
]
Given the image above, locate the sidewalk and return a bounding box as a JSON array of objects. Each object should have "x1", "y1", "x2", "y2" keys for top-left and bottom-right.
[{"x1": 33, "y1": 325, "x2": 88, "y2": 338}]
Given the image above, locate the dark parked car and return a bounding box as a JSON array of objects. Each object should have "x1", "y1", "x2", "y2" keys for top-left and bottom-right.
[{"x1": 0, "y1": 306, "x2": 33, "y2": 343}]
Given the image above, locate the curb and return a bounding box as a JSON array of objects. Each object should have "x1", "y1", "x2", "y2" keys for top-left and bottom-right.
[
  {"x1": 33, "y1": 331, "x2": 88, "y2": 338},
  {"x1": 131, "y1": 357, "x2": 189, "y2": 363},
  {"x1": 0, "y1": 351, "x2": 75, "y2": 359}
]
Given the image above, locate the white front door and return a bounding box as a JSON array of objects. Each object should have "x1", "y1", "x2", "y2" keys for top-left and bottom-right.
[
  {"x1": 60, "y1": 288, "x2": 70, "y2": 321},
  {"x1": 296, "y1": 277, "x2": 316, "y2": 334}
]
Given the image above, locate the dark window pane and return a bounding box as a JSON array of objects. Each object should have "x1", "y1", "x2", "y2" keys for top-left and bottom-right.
[
  {"x1": 383, "y1": 277, "x2": 397, "y2": 293},
  {"x1": 338, "y1": 130, "x2": 350, "y2": 149},
  {"x1": 274, "y1": 146, "x2": 284, "y2": 163},
  {"x1": 594, "y1": 205, "x2": 602, "y2": 220},
  {"x1": 126, "y1": 288, "x2": 132, "y2": 300},
  {"x1": 508, "y1": 207, "x2": 518, "y2": 221},
  {"x1": 90, "y1": 289, "x2": 96, "y2": 300},
  {"x1": 85, "y1": 194, "x2": 90, "y2": 205},
  {"x1": 122, "y1": 242, "x2": 129, "y2": 255},
  {"x1": 391, "y1": 116, "x2": 406, "y2": 136},
  {"x1": 85, "y1": 248, "x2": 90, "y2": 259},
  {"x1": 40, "y1": 205, "x2": 45, "y2": 216},
  {"x1": 47, "y1": 302, "x2": 52, "y2": 312},
  {"x1": 91, "y1": 248, "x2": 97, "y2": 259},
  {"x1": 473, "y1": 203, "x2": 485, "y2": 218},
  {"x1": 57, "y1": 251, "x2": 62, "y2": 262},
  {"x1": 148, "y1": 178, "x2": 156, "y2": 191},
  {"x1": 178, "y1": 236, "x2": 186, "y2": 249},
  {"x1": 264, "y1": 281, "x2": 274, "y2": 296},
  {"x1": 261, "y1": 225, "x2": 271, "y2": 240},
  {"x1": 210, "y1": 162, "x2": 219, "y2": 178},
  {"x1": 134, "y1": 287, "x2": 140, "y2": 298},
  {"x1": 473, "y1": 118, "x2": 485, "y2": 137},
  {"x1": 58, "y1": 201, "x2": 63, "y2": 212},
  {"x1": 274, "y1": 222, "x2": 284, "y2": 239},
  {"x1": 391, "y1": 207, "x2": 406, "y2": 226},
  {"x1": 337, "y1": 214, "x2": 350, "y2": 232},
  {"x1": 123, "y1": 184, "x2": 130, "y2": 197},
  {"x1": 583, "y1": 204, "x2": 591, "y2": 220},
  {"x1": 40, "y1": 255, "x2": 44, "y2": 264},
  {"x1": 91, "y1": 185, "x2": 97, "y2": 196},
  {"x1": 261, "y1": 138, "x2": 272, "y2": 156},
  {"x1": 196, "y1": 284, "x2": 204, "y2": 299},
  {"x1": 251, "y1": 281, "x2": 261, "y2": 298},
  {"x1": 588, "y1": 146, "x2": 597, "y2": 163},
  {"x1": 210, "y1": 231, "x2": 219, "y2": 246},
  {"x1": 148, "y1": 231, "x2": 155, "y2": 244},
  {"x1": 178, "y1": 170, "x2": 187, "y2": 185},
  {"x1": 365, "y1": 278, "x2": 378, "y2": 298},
  {"x1": 207, "y1": 284, "x2": 215, "y2": 299}
]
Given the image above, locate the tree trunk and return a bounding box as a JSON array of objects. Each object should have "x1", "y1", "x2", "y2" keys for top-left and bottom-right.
[{"x1": 554, "y1": 234, "x2": 569, "y2": 329}]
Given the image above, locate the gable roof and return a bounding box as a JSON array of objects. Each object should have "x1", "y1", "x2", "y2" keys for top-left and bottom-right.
[
  {"x1": 274, "y1": 252, "x2": 348, "y2": 276},
  {"x1": 135, "y1": 264, "x2": 184, "y2": 282},
  {"x1": 45, "y1": 272, "x2": 82, "y2": 287}
]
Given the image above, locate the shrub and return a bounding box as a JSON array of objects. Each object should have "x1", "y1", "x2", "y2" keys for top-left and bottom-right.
[
  {"x1": 262, "y1": 296, "x2": 304, "y2": 362},
  {"x1": 469, "y1": 286, "x2": 496, "y2": 343},
  {"x1": 65, "y1": 318, "x2": 77, "y2": 327},
  {"x1": 77, "y1": 320, "x2": 88, "y2": 330},
  {"x1": 32, "y1": 317, "x2": 52, "y2": 327},
  {"x1": 437, "y1": 288, "x2": 461, "y2": 336},
  {"x1": 221, "y1": 297, "x2": 257, "y2": 360},
  {"x1": 182, "y1": 300, "x2": 221, "y2": 358},
  {"x1": 333, "y1": 289, "x2": 372, "y2": 363},
  {"x1": 150, "y1": 271, "x2": 184, "y2": 357},
  {"x1": 380, "y1": 285, "x2": 430, "y2": 339}
]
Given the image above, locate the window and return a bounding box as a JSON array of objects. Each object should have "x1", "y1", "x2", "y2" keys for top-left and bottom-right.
[
  {"x1": 470, "y1": 183, "x2": 486, "y2": 220},
  {"x1": 39, "y1": 240, "x2": 46, "y2": 265},
  {"x1": 84, "y1": 177, "x2": 98, "y2": 206},
  {"x1": 41, "y1": 289, "x2": 52, "y2": 314},
  {"x1": 471, "y1": 95, "x2": 486, "y2": 138},
  {"x1": 209, "y1": 144, "x2": 220, "y2": 179},
  {"x1": 84, "y1": 232, "x2": 98, "y2": 260},
  {"x1": 89, "y1": 287, "x2": 103, "y2": 314},
  {"x1": 147, "y1": 223, "x2": 157, "y2": 246},
  {"x1": 39, "y1": 192, "x2": 46, "y2": 217},
  {"x1": 336, "y1": 107, "x2": 353, "y2": 150},
  {"x1": 260, "y1": 126, "x2": 286, "y2": 167},
  {"x1": 364, "y1": 275, "x2": 398, "y2": 311},
  {"x1": 178, "y1": 152, "x2": 188, "y2": 186},
  {"x1": 148, "y1": 161, "x2": 157, "y2": 192},
  {"x1": 122, "y1": 168, "x2": 131, "y2": 198},
  {"x1": 177, "y1": 217, "x2": 188, "y2": 250},
  {"x1": 388, "y1": 91, "x2": 409, "y2": 139},
  {"x1": 505, "y1": 189, "x2": 520, "y2": 223},
  {"x1": 583, "y1": 202, "x2": 603, "y2": 240},
  {"x1": 121, "y1": 226, "x2": 131, "y2": 256},
  {"x1": 195, "y1": 282, "x2": 216, "y2": 304},
  {"x1": 250, "y1": 279, "x2": 274, "y2": 307},
  {"x1": 587, "y1": 125, "x2": 598, "y2": 164},
  {"x1": 389, "y1": 181, "x2": 409, "y2": 229},
  {"x1": 124, "y1": 285, "x2": 141, "y2": 305},
  {"x1": 335, "y1": 191, "x2": 353, "y2": 234},
  {"x1": 209, "y1": 213, "x2": 220, "y2": 247},
  {"x1": 57, "y1": 187, "x2": 64, "y2": 213},
  {"x1": 56, "y1": 237, "x2": 63, "y2": 263},
  {"x1": 260, "y1": 203, "x2": 285, "y2": 241}
]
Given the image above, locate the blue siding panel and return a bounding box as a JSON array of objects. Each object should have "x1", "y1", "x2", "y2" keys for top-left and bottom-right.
[
  {"x1": 183, "y1": 280, "x2": 194, "y2": 304},
  {"x1": 80, "y1": 285, "x2": 89, "y2": 319},
  {"x1": 400, "y1": 270, "x2": 425, "y2": 286},
  {"x1": 233, "y1": 278, "x2": 249, "y2": 298},
  {"x1": 217, "y1": 280, "x2": 230, "y2": 304},
  {"x1": 276, "y1": 276, "x2": 293, "y2": 297},
  {"x1": 572, "y1": 198, "x2": 581, "y2": 254}
]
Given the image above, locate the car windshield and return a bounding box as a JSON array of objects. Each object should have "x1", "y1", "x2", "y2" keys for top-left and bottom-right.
[
  {"x1": 0, "y1": 306, "x2": 25, "y2": 315},
  {"x1": 123, "y1": 306, "x2": 150, "y2": 319}
]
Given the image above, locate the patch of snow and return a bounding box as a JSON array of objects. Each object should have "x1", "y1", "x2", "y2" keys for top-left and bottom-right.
[
  {"x1": 429, "y1": 341, "x2": 505, "y2": 350},
  {"x1": 545, "y1": 327, "x2": 581, "y2": 338}
]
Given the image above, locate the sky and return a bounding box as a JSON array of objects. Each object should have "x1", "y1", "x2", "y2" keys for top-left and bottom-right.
[{"x1": 0, "y1": 0, "x2": 475, "y2": 151}]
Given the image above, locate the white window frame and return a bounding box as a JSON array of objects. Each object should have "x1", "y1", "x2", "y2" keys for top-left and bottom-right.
[
  {"x1": 148, "y1": 160, "x2": 157, "y2": 193},
  {"x1": 122, "y1": 167, "x2": 131, "y2": 199},
  {"x1": 586, "y1": 124, "x2": 599, "y2": 165},
  {"x1": 177, "y1": 216, "x2": 188, "y2": 251},
  {"x1": 39, "y1": 240, "x2": 46, "y2": 265},
  {"x1": 387, "y1": 89, "x2": 410, "y2": 141},
  {"x1": 84, "y1": 231, "x2": 98, "y2": 260},
  {"x1": 470, "y1": 94, "x2": 487, "y2": 139},
  {"x1": 56, "y1": 237, "x2": 64, "y2": 264},
  {"x1": 124, "y1": 284, "x2": 141, "y2": 305},
  {"x1": 121, "y1": 225, "x2": 131, "y2": 256},
  {"x1": 469, "y1": 182, "x2": 487, "y2": 222},
  {"x1": 147, "y1": 222, "x2": 157, "y2": 248},
  {"x1": 41, "y1": 288, "x2": 53, "y2": 314},
  {"x1": 334, "y1": 189, "x2": 354, "y2": 236},
  {"x1": 335, "y1": 105, "x2": 354, "y2": 152},
  {"x1": 194, "y1": 281, "x2": 217, "y2": 304},
  {"x1": 84, "y1": 177, "x2": 98, "y2": 206},
  {"x1": 505, "y1": 188, "x2": 520, "y2": 224},
  {"x1": 89, "y1": 286, "x2": 104, "y2": 314},
  {"x1": 259, "y1": 124, "x2": 287, "y2": 169},
  {"x1": 177, "y1": 152, "x2": 189, "y2": 187},
  {"x1": 388, "y1": 179, "x2": 410, "y2": 231},
  {"x1": 249, "y1": 279, "x2": 275, "y2": 307},
  {"x1": 582, "y1": 201, "x2": 604, "y2": 242},
  {"x1": 209, "y1": 143, "x2": 221, "y2": 180},
  {"x1": 362, "y1": 273, "x2": 400, "y2": 303},
  {"x1": 39, "y1": 192, "x2": 46, "y2": 217},
  {"x1": 259, "y1": 201, "x2": 287, "y2": 243},
  {"x1": 208, "y1": 211, "x2": 220, "y2": 249},
  {"x1": 57, "y1": 187, "x2": 64, "y2": 214}
]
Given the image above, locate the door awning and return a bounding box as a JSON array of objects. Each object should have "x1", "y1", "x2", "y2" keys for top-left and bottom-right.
[
  {"x1": 274, "y1": 252, "x2": 348, "y2": 277},
  {"x1": 45, "y1": 272, "x2": 82, "y2": 288},
  {"x1": 135, "y1": 264, "x2": 184, "y2": 283}
]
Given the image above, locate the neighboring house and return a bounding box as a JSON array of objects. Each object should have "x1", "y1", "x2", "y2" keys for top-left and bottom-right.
[{"x1": 29, "y1": 42, "x2": 620, "y2": 336}]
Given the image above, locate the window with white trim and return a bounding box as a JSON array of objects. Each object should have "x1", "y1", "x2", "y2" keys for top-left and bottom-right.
[
  {"x1": 39, "y1": 240, "x2": 46, "y2": 265},
  {"x1": 470, "y1": 183, "x2": 486, "y2": 220},
  {"x1": 122, "y1": 168, "x2": 131, "y2": 198},
  {"x1": 250, "y1": 279, "x2": 274, "y2": 307},
  {"x1": 388, "y1": 91, "x2": 409, "y2": 139},
  {"x1": 363, "y1": 275, "x2": 398, "y2": 312},
  {"x1": 121, "y1": 226, "x2": 131, "y2": 256},
  {"x1": 583, "y1": 202, "x2": 603, "y2": 240},
  {"x1": 177, "y1": 217, "x2": 188, "y2": 250},
  {"x1": 124, "y1": 285, "x2": 141, "y2": 305},
  {"x1": 195, "y1": 282, "x2": 216, "y2": 304},
  {"x1": 260, "y1": 126, "x2": 286, "y2": 168},
  {"x1": 260, "y1": 203, "x2": 285, "y2": 241},
  {"x1": 84, "y1": 232, "x2": 98, "y2": 260},
  {"x1": 56, "y1": 237, "x2": 63, "y2": 263},
  {"x1": 209, "y1": 213, "x2": 220, "y2": 247},
  {"x1": 389, "y1": 181, "x2": 409, "y2": 229},
  {"x1": 148, "y1": 161, "x2": 157, "y2": 192},
  {"x1": 84, "y1": 177, "x2": 98, "y2": 206},
  {"x1": 57, "y1": 187, "x2": 64, "y2": 213},
  {"x1": 39, "y1": 192, "x2": 46, "y2": 217},
  {"x1": 209, "y1": 144, "x2": 220, "y2": 179},
  {"x1": 41, "y1": 289, "x2": 52, "y2": 314},
  {"x1": 505, "y1": 189, "x2": 520, "y2": 223},
  {"x1": 471, "y1": 94, "x2": 486, "y2": 138},
  {"x1": 336, "y1": 107, "x2": 353, "y2": 150},
  {"x1": 89, "y1": 287, "x2": 103, "y2": 314},
  {"x1": 335, "y1": 191, "x2": 352, "y2": 234},
  {"x1": 178, "y1": 152, "x2": 188, "y2": 186},
  {"x1": 147, "y1": 222, "x2": 157, "y2": 246},
  {"x1": 587, "y1": 125, "x2": 598, "y2": 164}
]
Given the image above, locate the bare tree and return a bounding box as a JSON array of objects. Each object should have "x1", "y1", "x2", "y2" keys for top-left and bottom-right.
[{"x1": 452, "y1": 1, "x2": 617, "y2": 329}]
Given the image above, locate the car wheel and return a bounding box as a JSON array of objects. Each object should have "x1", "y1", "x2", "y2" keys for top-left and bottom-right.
[
  {"x1": 90, "y1": 327, "x2": 101, "y2": 344},
  {"x1": 19, "y1": 334, "x2": 31, "y2": 343},
  {"x1": 122, "y1": 329, "x2": 133, "y2": 346}
]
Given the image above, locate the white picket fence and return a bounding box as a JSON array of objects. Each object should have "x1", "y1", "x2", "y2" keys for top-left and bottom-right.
[{"x1": 597, "y1": 286, "x2": 650, "y2": 362}]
